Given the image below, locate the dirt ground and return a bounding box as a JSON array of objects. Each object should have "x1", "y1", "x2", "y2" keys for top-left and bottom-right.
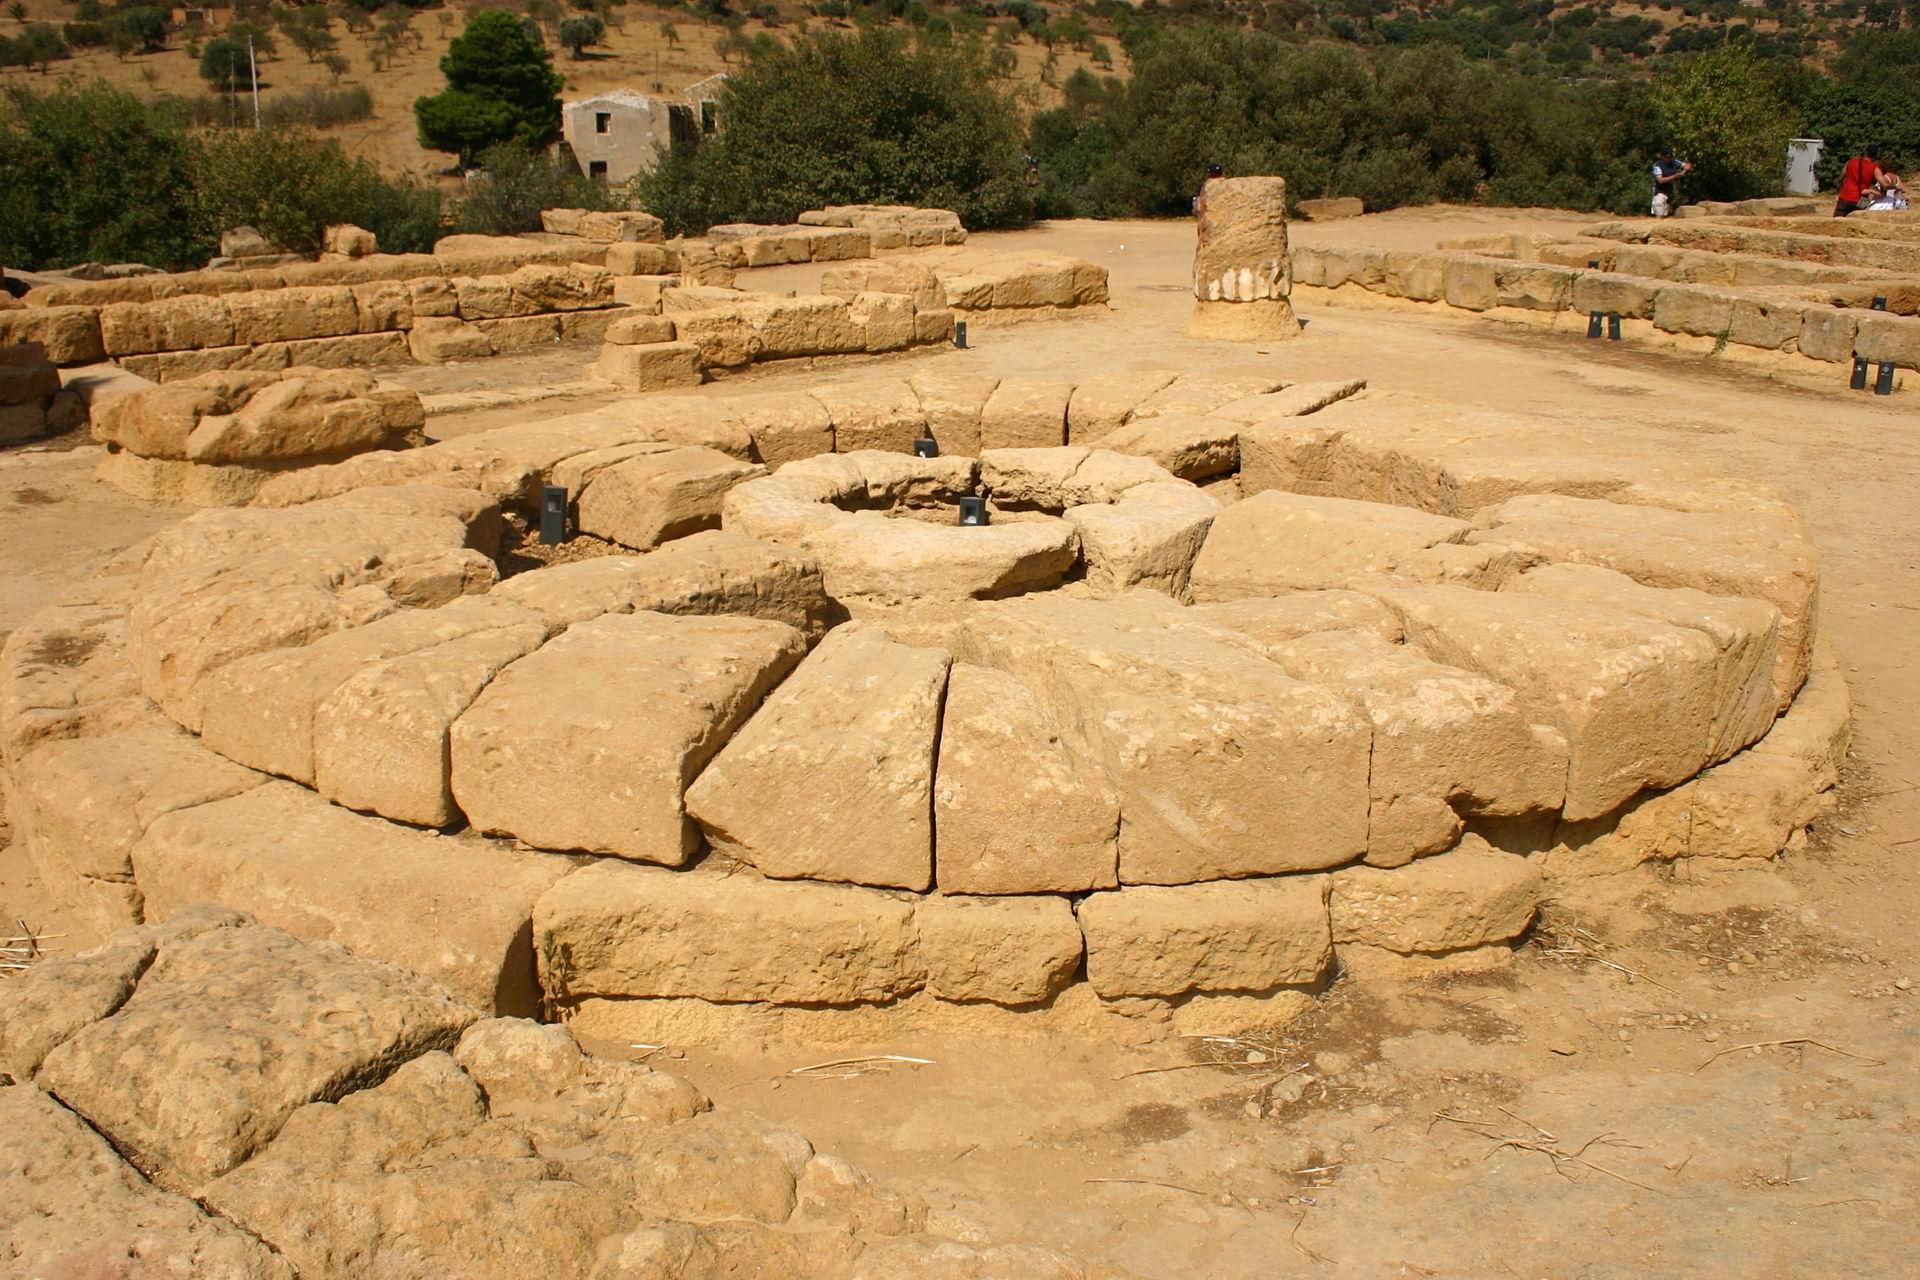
[{"x1": 4, "y1": 207, "x2": 1918, "y2": 1277}]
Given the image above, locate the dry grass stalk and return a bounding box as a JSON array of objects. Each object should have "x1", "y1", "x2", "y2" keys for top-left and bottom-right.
[
  {"x1": 1085, "y1": 1176, "x2": 1208, "y2": 1197},
  {"x1": 1531, "y1": 908, "x2": 1679, "y2": 994},
  {"x1": 788, "y1": 1054, "x2": 934, "y2": 1079},
  {"x1": 1432, "y1": 1109, "x2": 1666, "y2": 1196},
  {"x1": 1, "y1": 920, "x2": 59, "y2": 975},
  {"x1": 1692, "y1": 1038, "x2": 1885, "y2": 1073}
]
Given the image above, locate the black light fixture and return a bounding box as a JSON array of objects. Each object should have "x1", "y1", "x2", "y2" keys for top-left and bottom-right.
[
  {"x1": 1607, "y1": 312, "x2": 1622, "y2": 341},
  {"x1": 540, "y1": 484, "x2": 568, "y2": 545},
  {"x1": 954, "y1": 320, "x2": 968, "y2": 349},
  {"x1": 958, "y1": 487, "x2": 991, "y2": 526},
  {"x1": 913, "y1": 437, "x2": 938, "y2": 458}
]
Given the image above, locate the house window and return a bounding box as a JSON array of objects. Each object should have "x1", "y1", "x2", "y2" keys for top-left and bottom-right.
[
  {"x1": 700, "y1": 101, "x2": 717, "y2": 135},
  {"x1": 589, "y1": 160, "x2": 608, "y2": 183},
  {"x1": 595, "y1": 112, "x2": 612, "y2": 135}
]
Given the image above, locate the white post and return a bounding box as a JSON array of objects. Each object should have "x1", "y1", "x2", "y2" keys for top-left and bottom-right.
[{"x1": 248, "y1": 36, "x2": 261, "y2": 129}]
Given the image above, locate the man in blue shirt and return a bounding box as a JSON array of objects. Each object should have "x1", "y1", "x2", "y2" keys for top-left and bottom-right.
[{"x1": 1652, "y1": 148, "x2": 1692, "y2": 217}]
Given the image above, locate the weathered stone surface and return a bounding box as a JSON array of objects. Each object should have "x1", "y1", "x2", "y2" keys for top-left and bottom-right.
[
  {"x1": 1065, "y1": 480, "x2": 1219, "y2": 598},
  {"x1": 1079, "y1": 877, "x2": 1331, "y2": 998},
  {"x1": 1468, "y1": 492, "x2": 1819, "y2": 710},
  {"x1": 313, "y1": 621, "x2": 549, "y2": 827},
  {"x1": 1369, "y1": 584, "x2": 1724, "y2": 820},
  {"x1": 725, "y1": 390, "x2": 835, "y2": 466},
  {"x1": 739, "y1": 293, "x2": 867, "y2": 358},
  {"x1": 1210, "y1": 378, "x2": 1367, "y2": 426},
  {"x1": 823, "y1": 260, "x2": 946, "y2": 310},
  {"x1": 10, "y1": 720, "x2": 265, "y2": 936},
  {"x1": 953, "y1": 596, "x2": 1370, "y2": 884},
  {"x1": 1189, "y1": 297, "x2": 1300, "y2": 340},
  {"x1": 490, "y1": 530, "x2": 832, "y2": 637},
  {"x1": 452, "y1": 611, "x2": 805, "y2": 863},
  {"x1": 0, "y1": 1084, "x2": 293, "y2": 1279},
  {"x1": 98, "y1": 294, "x2": 235, "y2": 356},
  {"x1": 904, "y1": 369, "x2": 997, "y2": 457},
  {"x1": 1094, "y1": 412, "x2": 1238, "y2": 480},
  {"x1": 1129, "y1": 373, "x2": 1284, "y2": 421},
  {"x1": 1193, "y1": 589, "x2": 1403, "y2": 645},
  {"x1": 35, "y1": 919, "x2": 475, "y2": 1189},
  {"x1": 980, "y1": 378, "x2": 1072, "y2": 450},
  {"x1": 913, "y1": 894, "x2": 1083, "y2": 1005},
  {"x1": 1262, "y1": 630, "x2": 1567, "y2": 865},
  {"x1": 934, "y1": 663, "x2": 1118, "y2": 894},
  {"x1": 687, "y1": 625, "x2": 949, "y2": 890},
  {"x1": 409, "y1": 314, "x2": 493, "y2": 363},
  {"x1": 673, "y1": 307, "x2": 764, "y2": 367},
  {"x1": 1192, "y1": 178, "x2": 1292, "y2": 306},
  {"x1": 811, "y1": 379, "x2": 925, "y2": 453},
  {"x1": 1190, "y1": 491, "x2": 1491, "y2": 601},
  {"x1": 849, "y1": 290, "x2": 916, "y2": 351},
  {"x1": 592, "y1": 339, "x2": 704, "y2": 390},
  {"x1": 1065, "y1": 370, "x2": 1179, "y2": 441},
  {"x1": 131, "y1": 782, "x2": 575, "y2": 1013},
  {"x1": 1506, "y1": 562, "x2": 1780, "y2": 763},
  {"x1": 1329, "y1": 838, "x2": 1542, "y2": 953},
  {"x1": 0, "y1": 303, "x2": 106, "y2": 364},
  {"x1": 225, "y1": 286, "x2": 359, "y2": 345},
  {"x1": 573, "y1": 446, "x2": 764, "y2": 551},
  {"x1": 536, "y1": 859, "x2": 921, "y2": 1004},
  {"x1": 802, "y1": 510, "x2": 1081, "y2": 609}
]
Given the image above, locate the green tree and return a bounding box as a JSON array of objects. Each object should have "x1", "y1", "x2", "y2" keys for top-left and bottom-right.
[
  {"x1": 635, "y1": 27, "x2": 1032, "y2": 233},
  {"x1": 659, "y1": 19, "x2": 680, "y2": 46},
  {"x1": 1654, "y1": 40, "x2": 1794, "y2": 199},
  {"x1": 21, "y1": 22, "x2": 66, "y2": 70},
  {"x1": 279, "y1": 8, "x2": 338, "y2": 62},
  {"x1": 5, "y1": 2, "x2": 25, "y2": 23},
  {"x1": 192, "y1": 126, "x2": 443, "y2": 253},
  {"x1": 322, "y1": 48, "x2": 349, "y2": 82},
  {"x1": 413, "y1": 10, "x2": 563, "y2": 165},
  {"x1": 0, "y1": 81, "x2": 206, "y2": 268},
  {"x1": 557, "y1": 12, "x2": 602, "y2": 56},
  {"x1": 199, "y1": 34, "x2": 252, "y2": 90},
  {"x1": 115, "y1": 5, "x2": 169, "y2": 51}
]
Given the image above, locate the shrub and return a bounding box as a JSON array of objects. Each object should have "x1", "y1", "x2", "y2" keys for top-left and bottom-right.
[
  {"x1": 192, "y1": 126, "x2": 444, "y2": 254},
  {"x1": 451, "y1": 140, "x2": 615, "y2": 234},
  {"x1": 259, "y1": 84, "x2": 376, "y2": 129},
  {"x1": 634, "y1": 27, "x2": 1033, "y2": 233}
]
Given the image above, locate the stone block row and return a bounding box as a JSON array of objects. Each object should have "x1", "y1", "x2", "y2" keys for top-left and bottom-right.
[
  {"x1": 0, "y1": 912, "x2": 1120, "y2": 1278},
  {"x1": 0, "y1": 340, "x2": 84, "y2": 445}
]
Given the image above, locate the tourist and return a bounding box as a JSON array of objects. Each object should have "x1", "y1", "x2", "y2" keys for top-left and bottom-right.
[
  {"x1": 1193, "y1": 163, "x2": 1224, "y2": 215},
  {"x1": 1651, "y1": 148, "x2": 1691, "y2": 217},
  {"x1": 1835, "y1": 145, "x2": 1894, "y2": 216}
]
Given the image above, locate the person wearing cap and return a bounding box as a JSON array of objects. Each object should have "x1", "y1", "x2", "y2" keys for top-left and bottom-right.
[{"x1": 1652, "y1": 148, "x2": 1691, "y2": 217}]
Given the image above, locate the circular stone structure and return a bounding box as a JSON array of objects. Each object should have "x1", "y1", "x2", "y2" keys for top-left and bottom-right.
[{"x1": 0, "y1": 379, "x2": 1848, "y2": 1045}]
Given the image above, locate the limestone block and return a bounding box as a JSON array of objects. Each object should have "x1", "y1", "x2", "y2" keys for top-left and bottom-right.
[
  {"x1": 1569, "y1": 272, "x2": 1661, "y2": 320},
  {"x1": 509, "y1": 262, "x2": 611, "y2": 313},
  {"x1": 183, "y1": 371, "x2": 417, "y2": 464},
  {"x1": 35, "y1": 918, "x2": 476, "y2": 1189},
  {"x1": 1652, "y1": 284, "x2": 1740, "y2": 337},
  {"x1": 1094, "y1": 412, "x2": 1238, "y2": 480},
  {"x1": 1193, "y1": 589, "x2": 1403, "y2": 646},
  {"x1": 959, "y1": 596, "x2": 1371, "y2": 884},
  {"x1": 1854, "y1": 312, "x2": 1920, "y2": 368},
  {"x1": 473, "y1": 314, "x2": 560, "y2": 350},
  {"x1": 1318, "y1": 246, "x2": 1383, "y2": 288},
  {"x1": 406, "y1": 276, "x2": 459, "y2": 317},
  {"x1": 313, "y1": 622, "x2": 550, "y2": 827},
  {"x1": 1729, "y1": 296, "x2": 1807, "y2": 351},
  {"x1": 490, "y1": 535, "x2": 830, "y2": 643},
  {"x1": 1442, "y1": 256, "x2": 1500, "y2": 311},
  {"x1": 0, "y1": 340, "x2": 58, "y2": 406},
  {"x1": 1078, "y1": 877, "x2": 1331, "y2": 998},
  {"x1": 0, "y1": 304, "x2": 106, "y2": 364},
  {"x1": 687, "y1": 625, "x2": 949, "y2": 890},
  {"x1": 1370, "y1": 584, "x2": 1728, "y2": 820},
  {"x1": 908, "y1": 368, "x2": 999, "y2": 457},
  {"x1": 811, "y1": 379, "x2": 925, "y2": 452},
  {"x1": 542, "y1": 207, "x2": 664, "y2": 242},
  {"x1": 131, "y1": 782, "x2": 575, "y2": 1013},
  {"x1": 913, "y1": 895, "x2": 1083, "y2": 1005},
  {"x1": 1381, "y1": 249, "x2": 1445, "y2": 301},
  {"x1": 1065, "y1": 370, "x2": 1178, "y2": 440},
  {"x1": 849, "y1": 290, "x2": 916, "y2": 352},
  {"x1": 452, "y1": 611, "x2": 806, "y2": 863},
  {"x1": 1264, "y1": 630, "x2": 1567, "y2": 865},
  {"x1": 0, "y1": 1085, "x2": 293, "y2": 1279},
  {"x1": 1130, "y1": 373, "x2": 1283, "y2": 421},
  {"x1": 0, "y1": 398, "x2": 47, "y2": 443},
  {"x1": 1329, "y1": 838, "x2": 1542, "y2": 953},
  {"x1": 1192, "y1": 176, "x2": 1290, "y2": 303},
  {"x1": 1212, "y1": 378, "x2": 1367, "y2": 428},
  {"x1": 1190, "y1": 491, "x2": 1486, "y2": 601},
  {"x1": 10, "y1": 721, "x2": 266, "y2": 937},
  {"x1": 534, "y1": 859, "x2": 920, "y2": 1004},
  {"x1": 410, "y1": 315, "x2": 494, "y2": 363},
  {"x1": 1506, "y1": 562, "x2": 1780, "y2": 763},
  {"x1": 934, "y1": 664, "x2": 1119, "y2": 894},
  {"x1": 1749, "y1": 643, "x2": 1849, "y2": 787},
  {"x1": 98, "y1": 294, "x2": 234, "y2": 356},
  {"x1": 322, "y1": 223, "x2": 377, "y2": 258},
  {"x1": 225, "y1": 285, "x2": 359, "y2": 344},
  {"x1": 724, "y1": 390, "x2": 835, "y2": 466},
  {"x1": 1467, "y1": 493, "x2": 1818, "y2": 710},
  {"x1": 196, "y1": 596, "x2": 521, "y2": 786},
  {"x1": 913, "y1": 307, "x2": 956, "y2": 344},
  {"x1": 610, "y1": 273, "x2": 679, "y2": 310},
  {"x1": 287, "y1": 330, "x2": 411, "y2": 369},
  {"x1": 592, "y1": 340, "x2": 703, "y2": 390},
  {"x1": 800, "y1": 511, "x2": 1080, "y2": 608},
  {"x1": 605, "y1": 313, "x2": 676, "y2": 345},
  {"x1": 1798, "y1": 304, "x2": 1859, "y2": 363},
  {"x1": 1298, "y1": 196, "x2": 1364, "y2": 220},
  {"x1": 349, "y1": 280, "x2": 412, "y2": 333},
  {"x1": 979, "y1": 378, "x2": 1074, "y2": 450},
  {"x1": 821, "y1": 261, "x2": 944, "y2": 310},
  {"x1": 1065, "y1": 480, "x2": 1219, "y2": 597},
  {"x1": 574, "y1": 446, "x2": 765, "y2": 551},
  {"x1": 605, "y1": 241, "x2": 675, "y2": 275},
  {"x1": 673, "y1": 307, "x2": 763, "y2": 367},
  {"x1": 1494, "y1": 262, "x2": 1576, "y2": 311},
  {"x1": 740, "y1": 294, "x2": 867, "y2": 358}
]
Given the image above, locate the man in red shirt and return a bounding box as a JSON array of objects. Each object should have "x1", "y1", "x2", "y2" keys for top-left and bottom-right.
[{"x1": 1836, "y1": 145, "x2": 1890, "y2": 217}]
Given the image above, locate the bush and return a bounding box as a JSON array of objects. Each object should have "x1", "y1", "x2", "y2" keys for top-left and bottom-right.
[
  {"x1": 634, "y1": 27, "x2": 1033, "y2": 233},
  {"x1": 199, "y1": 35, "x2": 253, "y2": 90},
  {"x1": 1653, "y1": 40, "x2": 1794, "y2": 200},
  {"x1": 259, "y1": 84, "x2": 376, "y2": 129},
  {"x1": 192, "y1": 127, "x2": 444, "y2": 254},
  {"x1": 451, "y1": 140, "x2": 615, "y2": 234}
]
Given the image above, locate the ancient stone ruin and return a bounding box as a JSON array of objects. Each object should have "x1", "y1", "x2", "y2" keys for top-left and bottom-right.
[{"x1": 1189, "y1": 176, "x2": 1299, "y2": 341}]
